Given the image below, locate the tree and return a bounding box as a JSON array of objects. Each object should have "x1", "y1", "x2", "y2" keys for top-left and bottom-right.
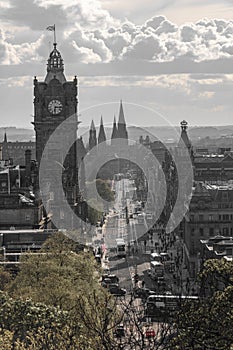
[
  {"x1": 0, "y1": 291, "x2": 92, "y2": 350},
  {"x1": 86, "y1": 179, "x2": 115, "y2": 224},
  {"x1": 169, "y1": 259, "x2": 233, "y2": 350},
  {"x1": 6, "y1": 232, "x2": 119, "y2": 349},
  {"x1": 0, "y1": 267, "x2": 12, "y2": 291}
]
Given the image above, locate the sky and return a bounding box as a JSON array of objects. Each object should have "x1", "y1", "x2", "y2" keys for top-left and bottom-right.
[{"x1": 1, "y1": 0, "x2": 233, "y2": 129}]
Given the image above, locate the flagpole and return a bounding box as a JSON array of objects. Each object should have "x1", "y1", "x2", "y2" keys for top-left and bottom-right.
[{"x1": 54, "y1": 24, "x2": 56, "y2": 44}]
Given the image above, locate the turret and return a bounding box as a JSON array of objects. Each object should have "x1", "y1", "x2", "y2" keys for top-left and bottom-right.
[
  {"x1": 45, "y1": 43, "x2": 66, "y2": 84},
  {"x1": 179, "y1": 120, "x2": 192, "y2": 150}
]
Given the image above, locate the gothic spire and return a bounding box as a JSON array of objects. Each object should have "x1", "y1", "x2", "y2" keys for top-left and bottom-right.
[
  {"x1": 3, "y1": 130, "x2": 7, "y2": 143},
  {"x1": 90, "y1": 119, "x2": 96, "y2": 131},
  {"x1": 118, "y1": 99, "x2": 126, "y2": 126},
  {"x1": 111, "y1": 115, "x2": 118, "y2": 145},
  {"x1": 89, "y1": 120, "x2": 97, "y2": 150},
  {"x1": 117, "y1": 100, "x2": 128, "y2": 144},
  {"x1": 98, "y1": 116, "x2": 106, "y2": 144}
]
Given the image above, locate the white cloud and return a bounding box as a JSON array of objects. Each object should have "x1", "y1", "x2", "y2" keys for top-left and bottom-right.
[
  {"x1": 180, "y1": 25, "x2": 197, "y2": 42},
  {"x1": 71, "y1": 40, "x2": 102, "y2": 64},
  {"x1": 1, "y1": 0, "x2": 233, "y2": 75}
]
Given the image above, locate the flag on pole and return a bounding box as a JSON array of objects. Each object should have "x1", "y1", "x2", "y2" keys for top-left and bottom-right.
[
  {"x1": 46, "y1": 25, "x2": 55, "y2": 31},
  {"x1": 46, "y1": 24, "x2": 56, "y2": 44}
]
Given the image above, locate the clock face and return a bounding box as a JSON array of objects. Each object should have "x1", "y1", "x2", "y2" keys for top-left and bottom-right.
[{"x1": 48, "y1": 99, "x2": 63, "y2": 115}]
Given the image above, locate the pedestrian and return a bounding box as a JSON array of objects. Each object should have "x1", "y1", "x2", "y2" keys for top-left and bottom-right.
[{"x1": 142, "y1": 280, "x2": 145, "y2": 288}]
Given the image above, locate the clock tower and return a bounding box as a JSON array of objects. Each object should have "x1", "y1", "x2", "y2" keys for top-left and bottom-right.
[
  {"x1": 33, "y1": 41, "x2": 79, "y2": 220},
  {"x1": 33, "y1": 42, "x2": 78, "y2": 165}
]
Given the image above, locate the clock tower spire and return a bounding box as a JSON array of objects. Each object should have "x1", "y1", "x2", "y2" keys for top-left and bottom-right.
[{"x1": 45, "y1": 42, "x2": 66, "y2": 84}]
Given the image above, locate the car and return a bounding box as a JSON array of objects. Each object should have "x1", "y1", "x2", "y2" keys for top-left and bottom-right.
[
  {"x1": 108, "y1": 284, "x2": 127, "y2": 296},
  {"x1": 102, "y1": 278, "x2": 119, "y2": 288},
  {"x1": 102, "y1": 274, "x2": 119, "y2": 284}
]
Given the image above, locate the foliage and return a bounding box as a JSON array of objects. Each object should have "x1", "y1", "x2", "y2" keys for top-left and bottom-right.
[
  {"x1": 0, "y1": 291, "x2": 93, "y2": 349},
  {"x1": 5, "y1": 232, "x2": 118, "y2": 349},
  {"x1": 199, "y1": 258, "x2": 233, "y2": 297},
  {"x1": 169, "y1": 259, "x2": 233, "y2": 350},
  {"x1": 87, "y1": 197, "x2": 104, "y2": 224},
  {"x1": 0, "y1": 267, "x2": 12, "y2": 291},
  {"x1": 86, "y1": 179, "x2": 114, "y2": 224}
]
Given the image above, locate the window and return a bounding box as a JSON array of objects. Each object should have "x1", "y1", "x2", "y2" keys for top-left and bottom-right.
[
  {"x1": 191, "y1": 228, "x2": 195, "y2": 236},
  {"x1": 199, "y1": 228, "x2": 204, "y2": 236},
  {"x1": 208, "y1": 214, "x2": 214, "y2": 221},
  {"x1": 219, "y1": 214, "x2": 222, "y2": 221},
  {"x1": 209, "y1": 228, "x2": 214, "y2": 236},
  {"x1": 199, "y1": 215, "x2": 204, "y2": 221},
  {"x1": 223, "y1": 227, "x2": 229, "y2": 235}
]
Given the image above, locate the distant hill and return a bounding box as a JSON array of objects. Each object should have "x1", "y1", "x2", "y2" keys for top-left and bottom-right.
[
  {"x1": 0, "y1": 127, "x2": 34, "y2": 142},
  {"x1": 2, "y1": 125, "x2": 233, "y2": 144}
]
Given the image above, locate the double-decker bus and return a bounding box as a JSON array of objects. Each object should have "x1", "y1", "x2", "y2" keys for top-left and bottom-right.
[{"x1": 145, "y1": 294, "x2": 199, "y2": 320}]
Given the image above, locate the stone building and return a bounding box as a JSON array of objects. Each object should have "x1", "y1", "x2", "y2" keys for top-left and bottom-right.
[
  {"x1": 183, "y1": 182, "x2": 233, "y2": 278},
  {"x1": 0, "y1": 131, "x2": 35, "y2": 166},
  {"x1": 32, "y1": 40, "x2": 87, "y2": 229}
]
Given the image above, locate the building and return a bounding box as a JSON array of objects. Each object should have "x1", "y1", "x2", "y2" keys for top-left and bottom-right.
[
  {"x1": 32, "y1": 39, "x2": 84, "y2": 228},
  {"x1": 194, "y1": 151, "x2": 233, "y2": 182},
  {"x1": 0, "y1": 131, "x2": 35, "y2": 166},
  {"x1": 200, "y1": 235, "x2": 233, "y2": 262},
  {"x1": 183, "y1": 182, "x2": 233, "y2": 278}
]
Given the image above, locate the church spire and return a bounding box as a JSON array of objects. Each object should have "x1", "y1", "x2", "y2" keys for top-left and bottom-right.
[
  {"x1": 118, "y1": 99, "x2": 126, "y2": 126},
  {"x1": 89, "y1": 120, "x2": 97, "y2": 150},
  {"x1": 3, "y1": 130, "x2": 7, "y2": 143},
  {"x1": 111, "y1": 115, "x2": 118, "y2": 145},
  {"x1": 98, "y1": 116, "x2": 106, "y2": 144},
  {"x1": 117, "y1": 100, "x2": 128, "y2": 144}
]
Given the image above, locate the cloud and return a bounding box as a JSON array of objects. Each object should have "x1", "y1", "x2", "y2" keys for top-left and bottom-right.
[
  {"x1": 1, "y1": 0, "x2": 233, "y2": 75},
  {"x1": 180, "y1": 25, "x2": 197, "y2": 42}
]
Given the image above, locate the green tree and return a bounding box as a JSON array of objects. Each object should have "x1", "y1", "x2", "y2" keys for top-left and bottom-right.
[
  {"x1": 0, "y1": 267, "x2": 12, "y2": 291},
  {"x1": 6, "y1": 232, "x2": 119, "y2": 349},
  {"x1": 86, "y1": 179, "x2": 114, "y2": 224},
  {"x1": 169, "y1": 259, "x2": 233, "y2": 350},
  {"x1": 0, "y1": 291, "x2": 93, "y2": 349}
]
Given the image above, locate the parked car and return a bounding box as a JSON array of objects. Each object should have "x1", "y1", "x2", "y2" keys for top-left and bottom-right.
[{"x1": 108, "y1": 284, "x2": 127, "y2": 296}]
